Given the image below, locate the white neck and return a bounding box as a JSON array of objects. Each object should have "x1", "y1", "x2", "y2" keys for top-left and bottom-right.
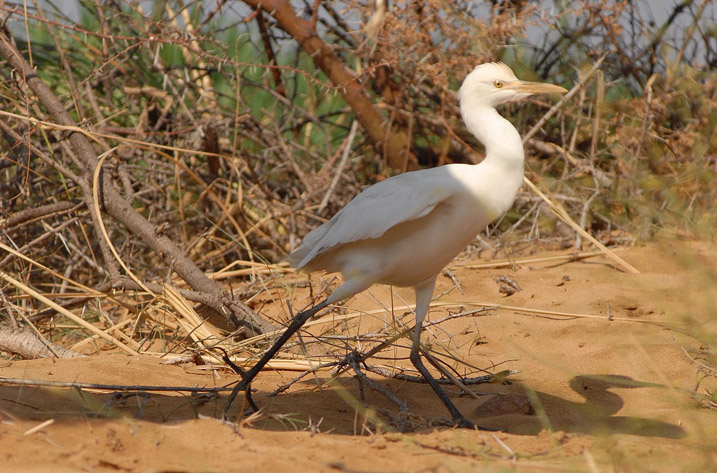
[{"x1": 461, "y1": 102, "x2": 525, "y2": 172}]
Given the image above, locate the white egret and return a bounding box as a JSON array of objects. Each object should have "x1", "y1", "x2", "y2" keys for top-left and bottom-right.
[{"x1": 225, "y1": 62, "x2": 567, "y2": 428}]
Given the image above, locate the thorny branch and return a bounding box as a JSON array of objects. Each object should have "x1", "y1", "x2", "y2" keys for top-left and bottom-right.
[{"x1": 0, "y1": 25, "x2": 273, "y2": 335}]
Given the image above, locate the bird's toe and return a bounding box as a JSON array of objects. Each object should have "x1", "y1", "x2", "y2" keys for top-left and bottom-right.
[{"x1": 453, "y1": 416, "x2": 476, "y2": 429}]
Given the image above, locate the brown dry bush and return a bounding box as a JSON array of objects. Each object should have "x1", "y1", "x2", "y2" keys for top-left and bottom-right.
[{"x1": 0, "y1": 0, "x2": 714, "y2": 406}]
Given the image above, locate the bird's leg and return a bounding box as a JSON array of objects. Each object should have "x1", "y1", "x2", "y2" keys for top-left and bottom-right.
[
  {"x1": 411, "y1": 277, "x2": 476, "y2": 429},
  {"x1": 224, "y1": 298, "x2": 330, "y2": 419}
]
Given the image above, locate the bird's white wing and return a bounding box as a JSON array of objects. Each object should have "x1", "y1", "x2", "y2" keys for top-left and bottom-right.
[{"x1": 289, "y1": 168, "x2": 458, "y2": 270}]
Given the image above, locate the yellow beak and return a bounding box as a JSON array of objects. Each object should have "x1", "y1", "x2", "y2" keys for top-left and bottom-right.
[{"x1": 509, "y1": 81, "x2": 568, "y2": 95}]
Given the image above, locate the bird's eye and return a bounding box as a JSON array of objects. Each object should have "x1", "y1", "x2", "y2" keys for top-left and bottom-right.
[{"x1": 494, "y1": 80, "x2": 503, "y2": 89}]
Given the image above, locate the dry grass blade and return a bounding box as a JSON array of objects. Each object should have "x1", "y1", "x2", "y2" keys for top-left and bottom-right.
[
  {"x1": 523, "y1": 177, "x2": 640, "y2": 274},
  {"x1": 456, "y1": 249, "x2": 618, "y2": 269},
  {"x1": 92, "y1": 152, "x2": 154, "y2": 295},
  {"x1": 518, "y1": 53, "x2": 639, "y2": 274},
  {"x1": 0, "y1": 242, "x2": 101, "y2": 295},
  {"x1": 209, "y1": 260, "x2": 293, "y2": 280},
  {"x1": 330, "y1": 299, "x2": 676, "y2": 326},
  {"x1": 0, "y1": 109, "x2": 223, "y2": 158},
  {"x1": 159, "y1": 353, "x2": 325, "y2": 372},
  {"x1": 159, "y1": 284, "x2": 225, "y2": 350},
  {"x1": 522, "y1": 54, "x2": 607, "y2": 144},
  {"x1": 0, "y1": 270, "x2": 138, "y2": 355},
  {"x1": 432, "y1": 300, "x2": 683, "y2": 327},
  {"x1": 70, "y1": 317, "x2": 138, "y2": 353},
  {"x1": 23, "y1": 419, "x2": 55, "y2": 436}
]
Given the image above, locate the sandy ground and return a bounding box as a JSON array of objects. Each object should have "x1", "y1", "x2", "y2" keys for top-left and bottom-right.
[{"x1": 1, "y1": 239, "x2": 716, "y2": 472}]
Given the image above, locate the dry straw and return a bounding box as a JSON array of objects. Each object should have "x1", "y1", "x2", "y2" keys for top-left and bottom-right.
[{"x1": 0, "y1": 0, "x2": 712, "y2": 395}]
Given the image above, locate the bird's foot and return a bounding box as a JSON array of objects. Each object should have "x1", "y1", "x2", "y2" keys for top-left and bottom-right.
[
  {"x1": 223, "y1": 380, "x2": 260, "y2": 421},
  {"x1": 453, "y1": 416, "x2": 475, "y2": 429}
]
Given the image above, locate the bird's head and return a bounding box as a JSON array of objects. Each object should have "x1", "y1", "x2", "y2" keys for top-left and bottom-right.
[{"x1": 459, "y1": 62, "x2": 567, "y2": 108}]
